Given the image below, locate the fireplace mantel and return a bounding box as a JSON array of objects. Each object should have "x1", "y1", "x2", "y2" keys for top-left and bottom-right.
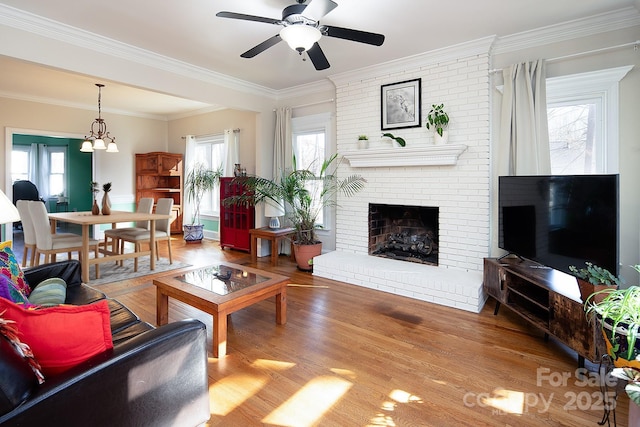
[{"x1": 342, "y1": 144, "x2": 468, "y2": 167}]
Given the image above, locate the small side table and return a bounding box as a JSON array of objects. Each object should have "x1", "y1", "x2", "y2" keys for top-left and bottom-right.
[{"x1": 249, "y1": 227, "x2": 295, "y2": 266}]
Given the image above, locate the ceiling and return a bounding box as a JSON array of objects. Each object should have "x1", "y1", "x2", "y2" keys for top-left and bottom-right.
[{"x1": 0, "y1": 0, "x2": 637, "y2": 117}]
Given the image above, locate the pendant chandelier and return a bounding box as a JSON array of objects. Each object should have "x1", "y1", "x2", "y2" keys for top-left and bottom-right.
[{"x1": 80, "y1": 83, "x2": 118, "y2": 153}]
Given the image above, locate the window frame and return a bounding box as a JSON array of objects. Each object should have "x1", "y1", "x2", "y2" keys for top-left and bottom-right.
[
  {"x1": 194, "y1": 133, "x2": 225, "y2": 218},
  {"x1": 291, "y1": 112, "x2": 332, "y2": 231},
  {"x1": 546, "y1": 66, "x2": 632, "y2": 174}
]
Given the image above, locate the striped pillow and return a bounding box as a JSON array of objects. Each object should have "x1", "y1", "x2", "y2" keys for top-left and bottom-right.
[{"x1": 28, "y1": 278, "x2": 67, "y2": 307}]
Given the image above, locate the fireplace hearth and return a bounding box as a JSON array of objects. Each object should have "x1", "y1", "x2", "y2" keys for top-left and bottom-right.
[{"x1": 369, "y1": 203, "x2": 439, "y2": 266}]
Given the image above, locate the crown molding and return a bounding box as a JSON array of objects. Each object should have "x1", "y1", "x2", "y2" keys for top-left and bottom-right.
[
  {"x1": 0, "y1": 89, "x2": 173, "y2": 121},
  {"x1": 0, "y1": 4, "x2": 279, "y2": 100},
  {"x1": 275, "y1": 79, "x2": 336, "y2": 101},
  {"x1": 328, "y1": 36, "x2": 495, "y2": 87},
  {"x1": 493, "y1": 7, "x2": 640, "y2": 55}
]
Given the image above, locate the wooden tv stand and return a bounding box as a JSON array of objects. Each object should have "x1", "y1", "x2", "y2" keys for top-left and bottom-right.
[{"x1": 483, "y1": 257, "x2": 605, "y2": 367}]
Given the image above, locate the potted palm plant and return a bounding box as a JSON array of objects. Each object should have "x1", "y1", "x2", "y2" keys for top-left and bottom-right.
[
  {"x1": 184, "y1": 163, "x2": 222, "y2": 243},
  {"x1": 223, "y1": 154, "x2": 366, "y2": 271}
]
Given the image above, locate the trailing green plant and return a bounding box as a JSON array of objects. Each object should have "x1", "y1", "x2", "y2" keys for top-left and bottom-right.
[
  {"x1": 569, "y1": 262, "x2": 621, "y2": 287},
  {"x1": 585, "y1": 266, "x2": 640, "y2": 362},
  {"x1": 381, "y1": 132, "x2": 406, "y2": 147},
  {"x1": 425, "y1": 103, "x2": 449, "y2": 137},
  {"x1": 185, "y1": 163, "x2": 222, "y2": 225},
  {"x1": 223, "y1": 153, "x2": 366, "y2": 245}
]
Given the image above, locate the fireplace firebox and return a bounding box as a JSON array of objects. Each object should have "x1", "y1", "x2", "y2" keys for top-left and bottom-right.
[{"x1": 368, "y1": 203, "x2": 439, "y2": 265}]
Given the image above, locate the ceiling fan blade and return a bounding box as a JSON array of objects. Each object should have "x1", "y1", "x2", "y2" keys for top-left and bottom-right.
[
  {"x1": 241, "y1": 35, "x2": 283, "y2": 58},
  {"x1": 324, "y1": 25, "x2": 385, "y2": 46},
  {"x1": 301, "y1": 0, "x2": 338, "y2": 21},
  {"x1": 216, "y1": 11, "x2": 281, "y2": 25},
  {"x1": 307, "y1": 43, "x2": 330, "y2": 70}
]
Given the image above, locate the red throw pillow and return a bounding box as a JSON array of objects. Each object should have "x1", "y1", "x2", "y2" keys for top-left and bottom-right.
[{"x1": 0, "y1": 299, "x2": 113, "y2": 376}]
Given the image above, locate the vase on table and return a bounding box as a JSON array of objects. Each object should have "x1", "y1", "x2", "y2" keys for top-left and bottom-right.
[
  {"x1": 92, "y1": 199, "x2": 100, "y2": 215},
  {"x1": 101, "y1": 193, "x2": 111, "y2": 215}
]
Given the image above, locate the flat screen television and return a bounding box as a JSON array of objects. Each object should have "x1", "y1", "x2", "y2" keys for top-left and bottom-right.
[{"x1": 498, "y1": 174, "x2": 619, "y2": 276}]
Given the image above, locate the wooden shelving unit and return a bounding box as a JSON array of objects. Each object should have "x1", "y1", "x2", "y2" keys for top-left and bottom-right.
[
  {"x1": 135, "y1": 152, "x2": 183, "y2": 234},
  {"x1": 484, "y1": 257, "x2": 605, "y2": 366}
]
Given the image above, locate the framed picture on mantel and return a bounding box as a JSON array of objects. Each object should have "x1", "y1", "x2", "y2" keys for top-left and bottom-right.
[{"x1": 381, "y1": 78, "x2": 421, "y2": 130}]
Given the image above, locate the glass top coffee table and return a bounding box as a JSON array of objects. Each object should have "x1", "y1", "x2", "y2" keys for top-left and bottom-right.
[{"x1": 153, "y1": 262, "x2": 289, "y2": 358}]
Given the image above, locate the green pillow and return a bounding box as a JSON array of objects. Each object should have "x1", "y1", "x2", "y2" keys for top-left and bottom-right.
[{"x1": 28, "y1": 278, "x2": 67, "y2": 307}]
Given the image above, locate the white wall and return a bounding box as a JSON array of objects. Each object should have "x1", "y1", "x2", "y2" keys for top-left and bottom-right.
[{"x1": 330, "y1": 39, "x2": 493, "y2": 273}]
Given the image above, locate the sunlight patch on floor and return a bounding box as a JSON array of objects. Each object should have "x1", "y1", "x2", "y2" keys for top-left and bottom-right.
[
  {"x1": 209, "y1": 373, "x2": 269, "y2": 416},
  {"x1": 368, "y1": 389, "x2": 424, "y2": 426},
  {"x1": 480, "y1": 388, "x2": 524, "y2": 415},
  {"x1": 262, "y1": 375, "x2": 353, "y2": 426},
  {"x1": 252, "y1": 358, "x2": 296, "y2": 370}
]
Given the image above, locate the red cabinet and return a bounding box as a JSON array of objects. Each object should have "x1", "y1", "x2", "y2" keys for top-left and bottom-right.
[{"x1": 219, "y1": 177, "x2": 254, "y2": 252}]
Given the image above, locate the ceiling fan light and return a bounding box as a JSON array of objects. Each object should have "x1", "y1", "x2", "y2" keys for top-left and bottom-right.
[
  {"x1": 280, "y1": 25, "x2": 321, "y2": 52},
  {"x1": 80, "y1": 139, "x2": 94, "y2": 152}
]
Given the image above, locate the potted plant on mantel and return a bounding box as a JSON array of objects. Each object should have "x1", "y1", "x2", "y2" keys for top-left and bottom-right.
[
  {"x1": 184, "y1": 163, "x2": 222, "y2": 243},
  {"x1": 569, "y1": 261, "x2": 621, "y2": 303},
  {"x1": 425, "y1": 103, "x2": 450, "y2": 145},
  {"x1": 223, "y1": 154, "x2": 366, "y2": 271}
]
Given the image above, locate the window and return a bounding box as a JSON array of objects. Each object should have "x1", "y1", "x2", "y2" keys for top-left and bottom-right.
[
  {"x1": 49, "y1": 150, "x2": 66, "y2": 196},
  {"x1": 194, "y1": 134, "x2": 225, "y2": 216},
  {"x1": 11, "y1": 144, "x2": 67, "y2": 198},
  {"x1": 292, "y1": 113, "x2": 331, "y2": 228},
  {"x1": 11, "y1": 147, "x2": 30, "y2": 182},
  {"x1": 546, "y1": 66, "x2": 631, "y2": 175}
]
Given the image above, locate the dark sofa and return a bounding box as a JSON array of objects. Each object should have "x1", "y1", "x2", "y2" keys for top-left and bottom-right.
[{"x1": 0, "y1": 260, "x2": 210, "y2": 426}]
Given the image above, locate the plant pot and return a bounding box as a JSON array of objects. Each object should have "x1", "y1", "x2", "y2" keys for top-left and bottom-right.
[
  {"x1": 577, "y1": 279, "x2": 611, "y2": 304},
  {"x1": 292, "y1": 242, "x2": 322, "y2": 271},
  {"x1": 183, "y1": 224, "x2": 204, "y2": 243},
  {"x1": 434, "y1": 129, "x2": 449, "y2": 145},
  {"x1": 630, "y1": 401, "x2": 640, "y2": 427},
  {"x1": 357, "y1": 139, "x2": 369, "y2": 149},
  {"x1": 600, "y1": 317, "x2": 640, "y2": 369}
]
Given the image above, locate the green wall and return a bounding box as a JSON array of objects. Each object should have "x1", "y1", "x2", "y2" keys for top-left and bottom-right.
[{"x1": 13, "y1": 134, "x2": 93, "y2": 212}]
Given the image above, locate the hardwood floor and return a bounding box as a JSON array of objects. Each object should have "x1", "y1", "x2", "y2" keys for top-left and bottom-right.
[{"x1": 16, "y1": 234, "x2": 633, "y2": 426}]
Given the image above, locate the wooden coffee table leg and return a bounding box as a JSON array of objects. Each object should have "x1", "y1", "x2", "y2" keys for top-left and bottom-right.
[
  {"x1": 275, "y1": 287, "x2": 287, "y2": 325},
  {"x1": 157, "y1": 288, "x2": 169, "y2": 326},
  {"x1": 213, "y1": 312, "x2": 227, "y2": 358}
]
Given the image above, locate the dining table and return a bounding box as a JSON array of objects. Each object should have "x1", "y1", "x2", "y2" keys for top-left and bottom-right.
[{"x1": 47, "y1": 210, "x2": 172, "y2": 283}]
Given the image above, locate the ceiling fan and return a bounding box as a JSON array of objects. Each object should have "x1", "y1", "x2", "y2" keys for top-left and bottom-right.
[{"x1": 216, "y1": 0, "x2": 385, "y2": 71}]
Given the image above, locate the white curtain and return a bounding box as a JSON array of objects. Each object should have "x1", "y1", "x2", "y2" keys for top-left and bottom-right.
[
  {"x1": 28, "y1": 144, "x2": 38, "y2": 184},
  {"x1": 223, "y1": 129, "x2": 240, "y2": 177},
  {"x1": 38, "y1": 145, "x2": 51, "y2": 199},
  {"x1": 498, "y1": 60, "x2": 551, "y2": 175},
  {"x1": 273, "y1": 107, "x2": 292, "y2": 178},
  {"x1": 183, "y1": 135, "x2": 196, "y2": 224}
]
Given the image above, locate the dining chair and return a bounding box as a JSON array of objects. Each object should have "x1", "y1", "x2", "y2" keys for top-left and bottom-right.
[
  {"x1": 103, "y1": 197, "x2": 154, "y2": 258},
  {"x1": 28, "y1": 200, "x2": 101, "y2": 273},
  {"x1": 118, "y1": 198, "x2": 174, "y2": 272},
  {"x1": 16, "y1": 200, "x2": 79, "y2": 267}
]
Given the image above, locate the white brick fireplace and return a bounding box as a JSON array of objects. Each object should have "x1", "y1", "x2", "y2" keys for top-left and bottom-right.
[{"x1": 314, "y1": 38, "x2": 493, "y2": 313}]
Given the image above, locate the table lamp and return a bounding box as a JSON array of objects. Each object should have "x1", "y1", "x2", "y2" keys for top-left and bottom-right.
[
  {"x1": 0, "y1": 189, "x2": 20, "y2": 243},
  {"x1": 264, "y1": 198, "x2": 285, "y2": 229}
]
